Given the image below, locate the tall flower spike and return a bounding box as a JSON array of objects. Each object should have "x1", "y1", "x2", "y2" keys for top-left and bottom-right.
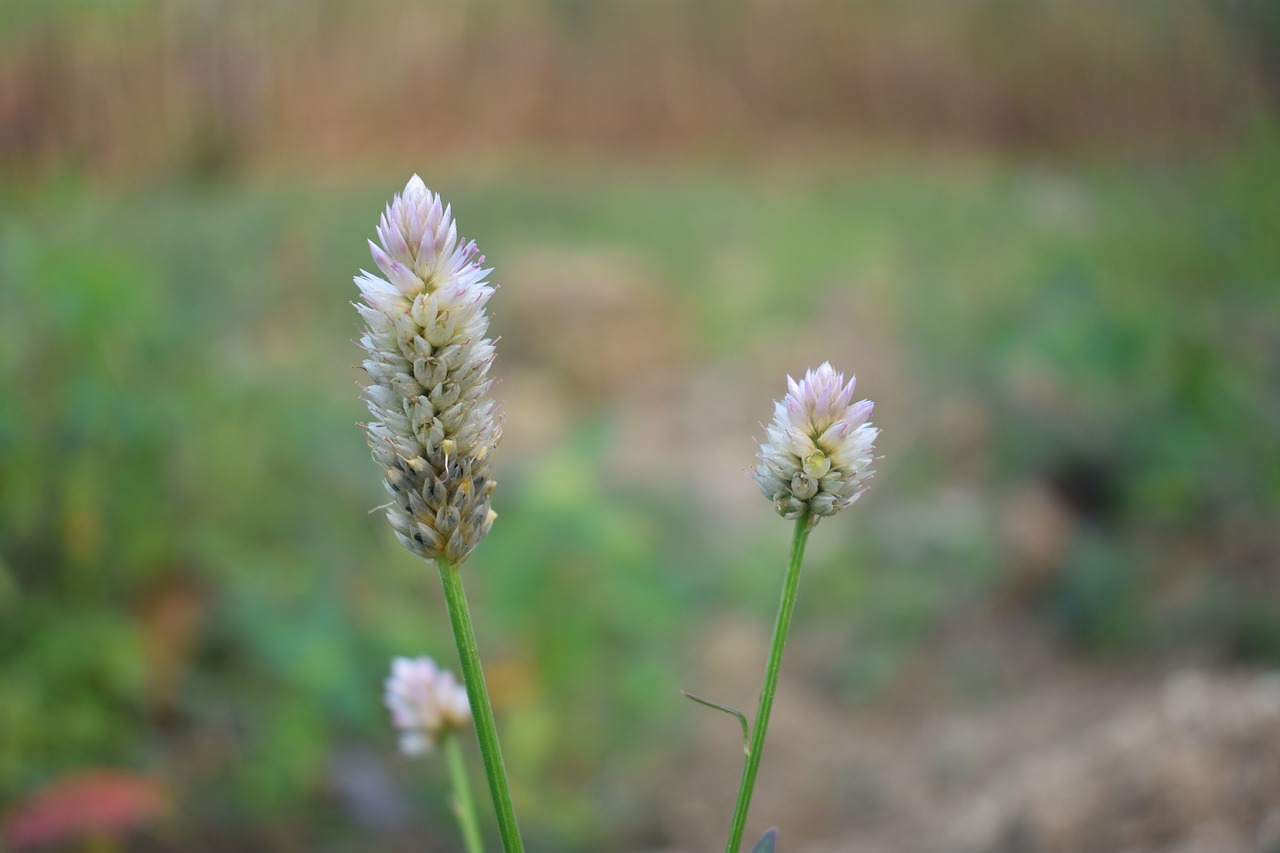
[
  {"x1": 385, "y1": 656, "x2": 471, "y2": 756},
  {"x1": 753, "y1": 362, "x2": 877, "y2": 524},
  {"x1": 356, "y1": 175, "x2": 501, "y2": 565}
]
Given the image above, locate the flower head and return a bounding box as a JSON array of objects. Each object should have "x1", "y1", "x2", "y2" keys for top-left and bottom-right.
[
  {"x1": 753, "y1": 362, "x2": 877, "y2": 523},
  {"x1": 384, "y1": 656, "x2": 471, "y2": 755},
  {"x1": 356, "y1": 175, "x2": 501, "y2": 565}
]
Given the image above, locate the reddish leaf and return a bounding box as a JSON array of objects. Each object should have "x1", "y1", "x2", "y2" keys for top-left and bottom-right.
[{"x1": 2, "y1": 769, "x2": 169, "y2": 849}]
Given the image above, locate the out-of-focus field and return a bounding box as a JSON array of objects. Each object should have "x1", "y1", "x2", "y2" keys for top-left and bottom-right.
[{"x1": 2, "y1": 2, "x2": 1280, "y2": 852}]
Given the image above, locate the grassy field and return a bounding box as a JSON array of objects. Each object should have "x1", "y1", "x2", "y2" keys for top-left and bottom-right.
[{"x1": 3, "y1": 136, "x2": 1279, "y2": 849}]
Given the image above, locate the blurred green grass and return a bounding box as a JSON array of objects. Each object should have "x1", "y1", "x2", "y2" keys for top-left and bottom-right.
[{"x1": 2, "y1": 136, "x2": 1280, "y2": 848}]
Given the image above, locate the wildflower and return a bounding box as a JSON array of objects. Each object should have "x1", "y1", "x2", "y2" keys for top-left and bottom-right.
[
  {"x1": 753, "y1": 362, "x2": 877, "y2": 523},
  {"x1": 385, "y1": 656, "x2": 471, "y2": 756},
  {"x1": 356, "y1": 175, "x2": 500, "y2": 565}
]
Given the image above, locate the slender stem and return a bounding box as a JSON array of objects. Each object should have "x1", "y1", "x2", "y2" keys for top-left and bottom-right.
[
  {"x1": 443, "y1": 733, "x2": 485, "y2": 853},
  {"x1": 724, "y1": 514, "x2": 812, "y2": 853},
  {"x1": 438, "y1": 557, "x2": 525, "y2": 853}
]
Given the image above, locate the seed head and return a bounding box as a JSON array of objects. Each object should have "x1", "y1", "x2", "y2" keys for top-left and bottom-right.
[
  {"x1": 753, "y1": 362, "x2": 878, "y2": 524},
  {"x1": 356, "y1": 175, "x2": 500, "y2": 565},
  {"x1": 384, "y1": 656, "x2": 471, "y2": 756}
]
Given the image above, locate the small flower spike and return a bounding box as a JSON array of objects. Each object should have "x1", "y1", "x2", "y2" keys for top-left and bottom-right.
[
  {"x1": 753, "y1": 362, "x2": 877, "y2": 524},
  {"x1": 385, "y1": 656, "x2": 471, "y2": 756},
  {"x1": 356, "y1": 176, "x2": 501, "y2": 565}
]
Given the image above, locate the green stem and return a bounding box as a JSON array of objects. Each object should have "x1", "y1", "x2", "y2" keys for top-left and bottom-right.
[
  {"x1": 444, "y1": 733, "x2": 485, "y2": 853},
  {"x1": 438, "y1": 557, "x2": 525, "y2": 853},
  {"x1": 724, "y1": 514, "x2": 812, "y2": 853}
]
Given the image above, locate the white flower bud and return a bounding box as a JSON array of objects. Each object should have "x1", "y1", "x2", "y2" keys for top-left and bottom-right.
[
  {"x1": 753, "y1": 363, "x2": 878, "y2": 524},
  {"x1": 356, "y1": 176, "x2": 501, "y2": 565}
]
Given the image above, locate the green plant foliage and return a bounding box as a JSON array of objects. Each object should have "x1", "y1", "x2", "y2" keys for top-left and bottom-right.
[
  {"x1": 751, "y1": 827, "x2": 779, "y2": 853},
  {"x1": 2, "y1": 136, "x2": 1279, "y2": 847}
]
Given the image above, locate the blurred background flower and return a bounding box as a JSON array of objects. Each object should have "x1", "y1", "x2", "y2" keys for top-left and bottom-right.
[
  {"x1": 384, "y1": 657, "x2": 470, "y2": 757},
  {"x1": 1, "y1": 2, "x2": 1278, "y2": 851}
]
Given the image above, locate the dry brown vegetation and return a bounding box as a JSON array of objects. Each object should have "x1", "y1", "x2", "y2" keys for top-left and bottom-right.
[{"x1": 2, "y1": 0, "x2": 1274, "y2": 179}]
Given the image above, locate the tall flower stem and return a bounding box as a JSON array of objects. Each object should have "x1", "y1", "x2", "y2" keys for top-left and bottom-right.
[
  {"x1": 438, "y1": 557, "x2": 525, "y2": 853},
  {"x1": 443, "y1": 733, "x2": 485, "y2": 853},
  {"x1": 724, "y1": 514, "x2": 812, "y2": 853}
]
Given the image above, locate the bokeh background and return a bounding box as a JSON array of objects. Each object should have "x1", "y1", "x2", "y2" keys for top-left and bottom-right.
[{"x1": 3, "y1": 2, "x2": 1280, "y2": 851}]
